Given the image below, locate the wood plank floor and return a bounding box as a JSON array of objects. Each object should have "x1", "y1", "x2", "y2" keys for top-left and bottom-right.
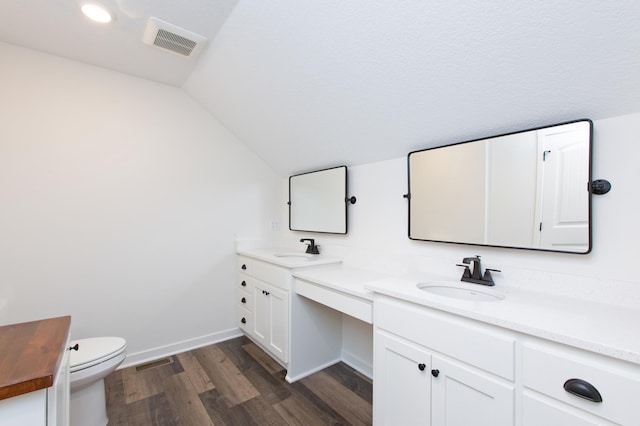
[{"x1": 105, "y1": 336, "x2": 372, "y2": 425}]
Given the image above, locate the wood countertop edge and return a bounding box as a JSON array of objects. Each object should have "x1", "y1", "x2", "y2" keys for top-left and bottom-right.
[{"x1": 0, "y1": 315, "x2": 71, "y2": 401}]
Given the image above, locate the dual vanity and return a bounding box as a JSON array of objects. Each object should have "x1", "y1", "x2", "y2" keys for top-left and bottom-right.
[{"x1": 237, "y1": 247, "x2": 640, "y2": 425}]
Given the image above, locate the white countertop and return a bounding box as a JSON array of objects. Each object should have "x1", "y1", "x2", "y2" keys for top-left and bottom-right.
[
  {"x1": 366, "y1": 276, "x2": 640, "y2": 365},
  {"x1": 293, "y1": 265, "x2": 383, "y2": 301},
  {"x1": 237, "y1": 248, "x2": 342, "y2": 269},
  {"x1": 236, "y1": 247, "x2": 640, "y2": 365}
]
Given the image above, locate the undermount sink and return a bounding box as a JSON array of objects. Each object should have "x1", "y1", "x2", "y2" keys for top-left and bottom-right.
[
  {"x1": 417, "y1": 282, "x2": 505, "y2": 301},
  {"x1": 273, "y1": 252, "x2": 313, "y2": 259}
]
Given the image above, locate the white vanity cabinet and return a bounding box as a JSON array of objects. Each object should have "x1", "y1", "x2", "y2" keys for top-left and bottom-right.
[
  {"x1": 237, "y1": 255, "x2": 292, "y2": 365},
  {"x1": 373, "y1": 296, "x2": 515, "y2": 426},
  {"x1": 236, "y1": 250, "x2": 343, "y2": 370},
  {"x1": 370, "y1": 287, "x2": 640, "y2": 426}
]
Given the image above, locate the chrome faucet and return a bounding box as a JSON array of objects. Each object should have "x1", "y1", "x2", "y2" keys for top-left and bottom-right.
[
  {"x1": 300, "y1": 238, "x2": 320, "y2": 255},
  {"x1": 457, "y1": 255, "x2": 500, "y2": 286}
]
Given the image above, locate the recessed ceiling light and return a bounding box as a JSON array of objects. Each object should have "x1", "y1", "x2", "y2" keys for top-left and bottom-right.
[{"x1": 81, "y1": 4, "x2": 114, "y2": 24}]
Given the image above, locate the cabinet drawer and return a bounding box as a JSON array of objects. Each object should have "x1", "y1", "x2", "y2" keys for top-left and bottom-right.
[
  {"x1": 238, "y1": 256, "x2": 291, "y2": 290},
  {"x1": 238, "y1": 305, "x2": 252, "y2": 333},
  {"x1": 295, "y1": 278, "x2": 372, "y2": 323},
  {"x1": 238, "y1": 274, "x2": 254, "y2": 293},
  {"x1": 523, "y1": 342, "x2": 640, "y2": 425},
  {"x1": 375, "y1": 297, "x2": 515, "y2": 380},
  {"x1": 239, "y1": 292, "x2": 252, "y2": 311},
  {"x1": 522, "y1": 393, "x2": 616, "y2": 426}
]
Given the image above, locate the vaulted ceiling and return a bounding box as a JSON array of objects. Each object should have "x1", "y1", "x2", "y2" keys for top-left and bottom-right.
[{"x1": 2, "y1": 1, "x2": 640, "y2": 176}]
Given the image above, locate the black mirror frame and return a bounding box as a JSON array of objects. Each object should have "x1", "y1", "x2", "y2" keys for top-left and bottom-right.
[
  {"x1": 406, "y1": 119, "x2": 594, "y2": 254},
  {"x1": 288, "y1": 165, "x2": 351, "y2": 235}
]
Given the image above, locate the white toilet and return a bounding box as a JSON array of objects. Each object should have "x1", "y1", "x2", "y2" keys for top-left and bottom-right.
[{"x1": 69, "y1": 337, "x2": 127, "y2": 426}]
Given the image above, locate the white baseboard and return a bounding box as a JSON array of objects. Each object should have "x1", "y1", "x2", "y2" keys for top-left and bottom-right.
[
  {"x1": 342, "y1": 350, "x2": 373, "y2": 379},
  {"x1": 119, "y1": 328, "x2": 243, "y2": 369}
]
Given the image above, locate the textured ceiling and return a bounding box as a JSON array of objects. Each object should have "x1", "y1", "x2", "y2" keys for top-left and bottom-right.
[
  {"x1": 184, "y1": 1, "x2": 640, "y2": 175},
  {"x1": 2, "y1": 1, "x2": 640, "y2": 176}
]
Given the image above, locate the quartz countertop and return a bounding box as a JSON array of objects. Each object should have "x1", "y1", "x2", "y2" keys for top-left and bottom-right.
[
  {"x1": 0, "y1": 316, "x2": 71, "y2": 400},
  {"x1": 365, "y1": 277, "x2": 640, "y2": 365},
  {"x1": 237, "y1": 247, "x2": 342, "y2": 269},
  {"x1": 237, "y1": 246, "x2": 640, "y2": 364}
]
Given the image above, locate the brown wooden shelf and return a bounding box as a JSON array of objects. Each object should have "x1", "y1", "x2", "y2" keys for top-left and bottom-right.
[{"x1": 0, "y1": 316, "x2": 71, "y2": 400}]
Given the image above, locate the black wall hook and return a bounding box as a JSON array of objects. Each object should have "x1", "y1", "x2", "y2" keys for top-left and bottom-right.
[{"x1": 591, "y1": 179, "x2": 611, "y2": 195}]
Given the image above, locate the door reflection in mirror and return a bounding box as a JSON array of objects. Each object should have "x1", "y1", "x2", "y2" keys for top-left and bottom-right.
[{"x1": 408, "y1": 120, "x2": 592, "y2": 253}]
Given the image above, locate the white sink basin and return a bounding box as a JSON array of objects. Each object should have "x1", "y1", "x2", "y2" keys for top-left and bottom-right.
[
  {"x1": 273, "y1": 252, "x2": 314, "y2": 259},
  {"x1": 417, "y1": 282, "x2": 505, "y2": 301}
]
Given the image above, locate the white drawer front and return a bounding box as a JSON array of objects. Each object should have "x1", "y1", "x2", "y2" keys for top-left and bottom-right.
[
  {"x1": 237, "y1": 256, "x2": 291, "y2": 290},
  {"x1": 295, "y1": 278, "x2": 372, "y2": 323},
  {"x1": 238, "y1": 274, "x2": 254, "y2": 293},
  {"x1": 238, "y1": 305, "x2": 253, "y2": 333},
  {"x1": 523, "y1": 342, "x2": 640, "y2": 425},
  {"x1": 522, "y1": 392, "x2": 617, "y2": 426},
  {"x1": 375, "y1": 297, "x2": 515, "y2": 380},
  {"x1": 238, "y1": 291, "x2": 252, "y2": 311}
]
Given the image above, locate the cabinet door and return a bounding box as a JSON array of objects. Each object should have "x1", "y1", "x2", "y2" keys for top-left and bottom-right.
[
  {"x1": 374, "y1": 331, "x2": 431, "y2": 426},
  {"x1": 431, "y1": 356, "x2": 514, "y2": 426},
  {"x1": 253, "y1": 281, "x2": 289, "y2": 364},
  {"x1": 0, "y1": 390, "x2": 47, "y2": 425},
  {"x1": 267, "y1": 285, "x2": 289, "y2": 363},
  {"x1": 253, "y1": 281, "x2": 270, "y2": 346}
]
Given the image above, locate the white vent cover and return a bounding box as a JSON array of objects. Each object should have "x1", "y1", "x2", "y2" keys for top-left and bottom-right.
[{"x1": 143, "y1": 17, "x2": 207, "y2": 58}]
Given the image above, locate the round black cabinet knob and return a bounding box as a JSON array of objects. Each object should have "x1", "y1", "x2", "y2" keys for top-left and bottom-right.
[
  {"x1": 418, "y1": 363, "x2": 426, "y2": 371},
  {"x1": 69, "y1": 343, "x2": 79, "y2": 351},
  {"x1": 241, "y1": 264, "x2": 247, "y2": 270},
  {"x1": 241, "y1": 297, "x2": 246, "y2": 303},
  {"x1": 241, "y1": 317, "x2": 246, "y2": 324},
  {"x1": 431, "y1": 369, "x2": 440, "y2": 377},
  {"x1": 241, "y1": 281, "x2": 246, "y2": 287}
]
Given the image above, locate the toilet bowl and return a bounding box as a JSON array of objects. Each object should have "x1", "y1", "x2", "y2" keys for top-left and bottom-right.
[{"x1": 69, "y1": 337, "x2": 127, "y2": 426}]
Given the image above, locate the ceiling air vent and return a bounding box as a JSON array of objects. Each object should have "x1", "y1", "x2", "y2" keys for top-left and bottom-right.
[{"x1": 143, "y1": 17, "x2": 207, "y2": 58}]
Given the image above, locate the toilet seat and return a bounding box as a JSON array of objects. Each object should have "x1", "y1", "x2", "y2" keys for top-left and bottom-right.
[{"x1": 70, "y1": 337, "x2": 127, "y2": 373}]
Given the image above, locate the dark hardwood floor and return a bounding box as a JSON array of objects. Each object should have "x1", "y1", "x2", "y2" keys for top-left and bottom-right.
[{"x1": 104, "y1": 336, "x2": 373, "y2": 425}]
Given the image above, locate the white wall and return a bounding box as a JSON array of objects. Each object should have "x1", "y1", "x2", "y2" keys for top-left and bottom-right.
[
  {"x1": 286, "y1": 113, "x2": 639, "y2": 295},
  {"x1": 281, "y1": 113, "x2": 640, "y2": 359},
  {"x1": 0, "y1": 42, "x2": 281, "y2": 360}
]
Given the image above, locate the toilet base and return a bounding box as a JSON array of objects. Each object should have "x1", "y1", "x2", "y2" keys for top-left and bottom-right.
[{"x1": 70, "y1": 378, "x2": 108, "y2": 426}]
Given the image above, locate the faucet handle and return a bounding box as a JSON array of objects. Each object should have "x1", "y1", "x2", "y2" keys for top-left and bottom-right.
[
  {"x1": 482, "y1": 268, "x2": 501, "y2": 285},
  {"x1": 456, "y1": 263, "x2": 472, "y2": 279}
]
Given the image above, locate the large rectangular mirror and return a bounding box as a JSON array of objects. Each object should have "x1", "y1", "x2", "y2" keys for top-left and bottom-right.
[
  {"x1": 289, "y1": 166, "x2": 348, "y2": 234},
  {"x1": 408, "y1": 120, "x2": 592, "y2": 253}
]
